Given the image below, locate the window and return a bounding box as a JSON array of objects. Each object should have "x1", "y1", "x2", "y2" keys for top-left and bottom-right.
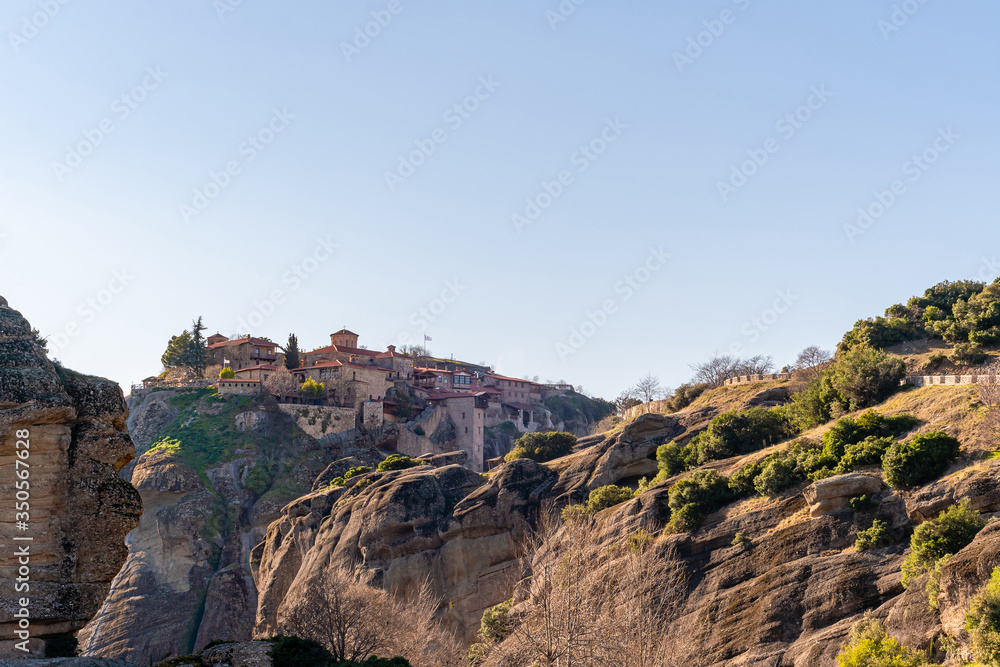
[
  {"x1": 462, "y1": 412, "x2": 466, "y2": 420},
  {"x1": 465, "y1": 427, "x2": 468, "y2": 434}
]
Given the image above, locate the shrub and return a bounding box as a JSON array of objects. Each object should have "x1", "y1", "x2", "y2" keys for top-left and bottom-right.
[
  {"x1": 967, "y1": 566, "x2": 1000, "y2": 666},
  {"x1": 902, "y1": 500, "x2": 985, "y2": 588},
  {"x1": 504, "y1": 431, "x2": 577, "y2": 463},
  {"x1": 626, "y1": 529, "x2": 654, "y2": 553},
  {"x1": 692, "y1": 407, "x2": 795, "y2": 464},
  {"x1": 728, "y1": 439, "x2": 833, "y2": 499},
  {"x1": 343, "y1": 465, "x2": 371, "y2": 481},
  {"x1": 732, "y1": 532, "x2": 750, "y2": 546},
  {"x1": 478, "y1": 599, "x2": 513, "y2": 643},
  {"x1": 835, "y1": 613, "x2": 929, "y2": 667},
  {"x1": 754, "y1": 456, "x2": 798, "y2": 496},
  {"x1": 923, "y1": 353, "x2": 947, "y2": 371},
  {"x1": 667, "y1": 470, "x2": 733, "y2": 531},
  {"x1": 267, "y1": 635, "x2": 333, "y2": 667},
  {"x1": 656, "y1": 441, "x2": 688, "y2": 477},
  {"x1": 219, "y1": 366, "x2": 236, "y2": 379},
  {"x1": 376, "y1": 454, "x2": 421, "y2": 472},
  {"x1": 561, "y1": 503, "x2": 590, "y2": 525},
  {"x1": 587, "y1": 485, "x2": 634, "y2": 513},
  {"x1": 883, "y1": 432, "x2": 961, "y2": 488},
  {"x1": 849, "y1": 494, "x2": 876, "y2": 512},
  {"x1": 952, "y1": 342, "x2": 988, "y2": 367},
  {"x1": 836, "y1": 436, "x2": 895, "y2": 474},
  {"x1": 663, "y1": 383, "x2": 710, "y2": 412},
  {"x1": 244, "y1": 462, "x2": 272, "y2": 497},
  {"x1": 330, "y1": 477, "x2": 345, "y2": 487},
  {"x1": 855, "y1": 519, "x2": 891, "y2": 551}
]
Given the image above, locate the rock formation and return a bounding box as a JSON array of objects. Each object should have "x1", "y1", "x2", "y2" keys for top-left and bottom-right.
[
  {"x1": 252, "y1": 459, "x2": 558, "y2": 642},
  {"x1": 0, "y1": 296, "x2": 141, "y2": 658},
  {"x1": 78, "y1": 391, "x2": 327, "y2": 664}
]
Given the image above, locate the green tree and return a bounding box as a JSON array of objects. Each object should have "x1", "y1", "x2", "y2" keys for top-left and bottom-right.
[
  {"x1": 299, "y1": 378, "x2": 326, "y2": 400},
  {"x1": 830, "y1": 345, "x2": 906, "y2": 411},
  {"x1": 160, "y1": 317, "x2": 209, "y2": 375},
  {"x1": 219, "y1": 366, "x2": 236, "y2": 379},
  {"x1": 504, "y1": 431, "x2": 577, "y2": 463},
  {"x1": 283, "y1": 333, "x2": 301, "y2": 370}
]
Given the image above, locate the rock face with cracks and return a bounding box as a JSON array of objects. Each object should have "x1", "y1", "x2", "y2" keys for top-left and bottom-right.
[{"x1": 0, "y1": 296, "x2": 141, "y2": 658}]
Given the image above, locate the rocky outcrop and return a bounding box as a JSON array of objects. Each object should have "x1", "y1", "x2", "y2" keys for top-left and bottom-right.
[
  {"x1": 252, "y1": 459, "x2": 557, "y2": 642},
  {"x1": 549, "y1": 413, "x2": 685, "y2": 503},
  {"x1": 0, "y1": 296, "x2": 141, "y2": 658},
  {"x1": 79, "y1": 396, "x2": 327, "y2": 664},
  {"x1": 803, "y1": 473, "x2": 884, "y2": 517}
]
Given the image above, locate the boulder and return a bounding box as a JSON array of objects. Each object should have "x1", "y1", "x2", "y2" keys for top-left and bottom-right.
[{"x1": 803, "y1": 473, "x2": 884, "y2": 517}]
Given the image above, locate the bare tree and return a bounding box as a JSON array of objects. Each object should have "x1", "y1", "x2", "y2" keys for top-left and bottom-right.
[
  {"x1": 633, "y1": 374, "x2": 669, "y2": 412},
  {"x1": 264, "y1": 366, "x2": 298, "y2": 397},
  {"x1": 400, "y1": 344, "x2": 431, "y2": 358},
  {"x1": 690, "y1": 353, "x2": 775, "y2": 387},
  {"x1": 794, "y1": 346, "x2": 833, "y2": 379},
  {"x1": 278, "y1": 567, "x2": 461, "y2": 666},
  {"x1": 481, "y1": 512, "x2": 684, "y2": 667}
]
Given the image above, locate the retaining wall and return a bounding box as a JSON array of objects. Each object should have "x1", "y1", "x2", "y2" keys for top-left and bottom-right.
[
  {"x1": 722, "y1": 373, "x2": 792, "y2": 387},
  {"x1": 904, "y1": 375, "x2": 1000, "y2": 387}
]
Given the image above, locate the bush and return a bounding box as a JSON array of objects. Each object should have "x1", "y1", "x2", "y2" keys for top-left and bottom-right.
[
  {"x1": 855, "y1": 519, "x2": 891, "y2": 551},
  {"x1": 667, "y1": 470, "x2": 733, "y2": 531},
  {"x1": 267, "y1": 635, "x2": 333, "y2": 667},
  {"x1": 728, "y1": 439, "x2": 834, "y2": 499},
  {"x1": 836, "y1": 436, "x2": 894, "y2": 474},
  {"x1": 691, "y1": 407, "x2": 795, "y2": 464},
  {"x1": 835, "y1": 613, "x2": 929, "y2": 667},
  {"x1": 902, "y1": 500, "x2": 985, "y2": 588},
  {"x1": 656, "y1": 441, "x2": 688, "y2": 477},
  {"x1": 376, "y1": 454, "x2": 421, "y2": 472},
  {"x1": 244, "y1": 462, "x2": 272, "y2": 497},
  {"x1": 830, "y1": 346, "x2": 907, "y2": 412},
  {"x1": 883, "y1": 432, "x2": 961, "y2": 488},
  {"x1": 343, "y1": 465, "x2": 371, "y2": 481},
  {"x1": 586, "y1": 485, "x2": 634, "y2": 513},
  {"x1": 952, "y1": 342, "x2": 988, "y2": 366},
  {"x1": 478, "y1": 599, "x2": 513, "y2": 643},
  {"x1": 504, "y1": 431, "x2": 577, "y2": 463},
  {"x1": 219, "y1": 366, "x2": 236, "y2": 379},
  {"x1": 663, "y1": 383, "x2": 710, "y2": 412},
  {"x1": 967, "y1": 566, "x2": 1000, "y2": 666}
]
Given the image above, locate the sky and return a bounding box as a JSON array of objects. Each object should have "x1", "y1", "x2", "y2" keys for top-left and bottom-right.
[{"x1": 1, "y1": 0, "x2": 997, "y2": 399}]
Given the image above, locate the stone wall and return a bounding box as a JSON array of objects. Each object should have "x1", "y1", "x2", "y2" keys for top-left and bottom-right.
[
  {"x1": 905, "y1": 374, "x2": 1000, "y2": 387},
  {"x1": 723, "y1": 373, "x2": 792, "y2": 387},
  {"x1": 278, "y1": 404, "x2": 356, "y2": 439},
  {"x1": 622, "y1": 399, "x2": 672, "y2": 422}
]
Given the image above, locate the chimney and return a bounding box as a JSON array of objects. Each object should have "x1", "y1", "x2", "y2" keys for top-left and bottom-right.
[{"x1": 387, "y1": 345, "x2": 396, "y2": 353}]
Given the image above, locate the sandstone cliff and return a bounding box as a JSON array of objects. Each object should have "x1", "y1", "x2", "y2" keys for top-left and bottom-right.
[
  {"x1": 0, "y1": 296, "x2": 141, "y2": 658},
  {"x1": 78, "y1": 390, "x2": 328, "y2": 664}
]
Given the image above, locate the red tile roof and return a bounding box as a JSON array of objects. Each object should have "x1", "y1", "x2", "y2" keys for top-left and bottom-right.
[
  {"x1": 486, "y1": 373, "x2": 543, "y2": 387},
  {"x1": 331, "y1": 329, "x2": 358, "y2": 336}
]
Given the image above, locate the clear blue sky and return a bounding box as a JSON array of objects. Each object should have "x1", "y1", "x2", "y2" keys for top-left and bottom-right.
[{"x1": 1, "y1": 0, "x2": 997, "y2": 399}]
